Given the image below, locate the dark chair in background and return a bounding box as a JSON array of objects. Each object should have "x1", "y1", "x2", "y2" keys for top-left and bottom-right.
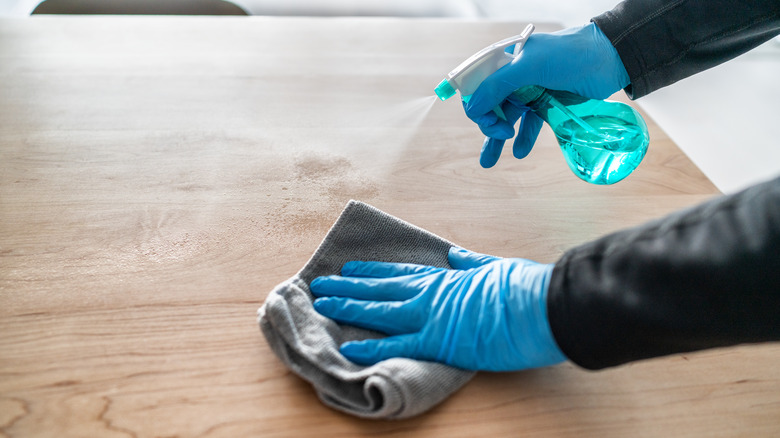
[{"x1": 32, "y1": 0, "x2": 248, "y2": 15}]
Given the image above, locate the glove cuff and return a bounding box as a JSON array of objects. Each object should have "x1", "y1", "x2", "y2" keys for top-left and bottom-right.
[
  {"x1": 508, "y1": 261, "x2": 567, "y2": 369},
  {"x1": 589, "y1": 22, "x2": 630, "y2": 92},
  {"x1": 535, "y1": 263, "x2": 568, "y2": 366}
]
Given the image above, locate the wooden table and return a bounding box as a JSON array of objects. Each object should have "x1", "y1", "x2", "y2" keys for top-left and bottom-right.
[{"x1": 1, "y1": 16, "x2": 777, "y2": 437}]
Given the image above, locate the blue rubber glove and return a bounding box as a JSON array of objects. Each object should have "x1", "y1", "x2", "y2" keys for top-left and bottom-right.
[
  {"x1": 310, "y1": 247, "x2": 566, "y2": 371},
  {"x1": 464, "y1": 23, "x2": 630, "y2": 168}
]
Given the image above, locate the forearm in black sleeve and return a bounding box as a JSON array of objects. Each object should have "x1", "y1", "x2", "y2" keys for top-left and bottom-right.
[
  {"x1": 592, "y1": 0, "x2": 780, "y2": 99},
  {"x1": 547, "y1": 175, "x2": 780, "y2": 370}
]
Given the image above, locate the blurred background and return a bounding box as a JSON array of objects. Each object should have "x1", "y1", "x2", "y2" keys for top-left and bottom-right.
[{"x1": 2, "y1": 0, "x2": 778, "y2": 194}]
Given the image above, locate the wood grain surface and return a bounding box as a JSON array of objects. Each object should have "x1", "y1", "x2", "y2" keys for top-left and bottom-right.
[{"x1": 1, "y1": 16, "x2": 777, "y2": 437}]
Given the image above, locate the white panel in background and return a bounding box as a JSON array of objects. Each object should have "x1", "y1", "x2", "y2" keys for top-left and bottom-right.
[{"x1": 637, "y1": 40, "x2": 780, "y2": 194}]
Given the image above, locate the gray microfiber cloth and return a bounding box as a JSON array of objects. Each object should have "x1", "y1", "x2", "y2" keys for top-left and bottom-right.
[{"x1": 257, "y1": 200, "x2": 475, "y2": 419}]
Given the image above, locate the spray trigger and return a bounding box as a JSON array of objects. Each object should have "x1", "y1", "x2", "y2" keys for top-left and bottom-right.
[{"x1": 434, "y1": 23, "x2": 535, "y2": 114}]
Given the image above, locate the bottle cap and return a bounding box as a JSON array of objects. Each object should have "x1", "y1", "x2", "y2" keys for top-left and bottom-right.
[{"x1": 434, "y1": 79, "x2": 457, "y2": 101}]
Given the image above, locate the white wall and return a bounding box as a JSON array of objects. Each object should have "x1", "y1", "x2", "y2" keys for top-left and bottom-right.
[{"x1": 0, "y1": 0, "x2": 43, "y2": 16}]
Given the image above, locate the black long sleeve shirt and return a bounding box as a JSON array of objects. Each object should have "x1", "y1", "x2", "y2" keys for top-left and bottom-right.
[
  {"x1": 547, "y1": 0, "x2": 780, "y2": 370},
  {"x1": 594, "y1": 0, "x2": 780, "y2": 99}
]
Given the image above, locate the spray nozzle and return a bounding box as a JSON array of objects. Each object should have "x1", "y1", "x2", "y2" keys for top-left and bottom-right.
[
  {"x1": 434, "y1": 79, "x2": 457, "y2": 101},
  {"x1": 435, "y1": 24, "x2": 535, "y2": 102}
]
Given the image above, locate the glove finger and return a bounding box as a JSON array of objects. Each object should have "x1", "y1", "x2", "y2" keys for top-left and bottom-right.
[
  {"x1": 465, "y1": 53, "x2": 542, "y2": 119},
  {"x1": 500, "y1": 97, "x2": 529, "y2": 124},
  {"x1": 463, "y1": 99, "x2": 515, "y2": 139},
  {"x1": 464, "y1": 78, "x2": 517, "y2": 120},
  {"x1": 479, "y1": 119, "x2": 515, "y2": 140},
  {"x1": 340, "y1": 260, "x2": 439, "y2": 279},
  {"x1": 310, "y1": 275, "x2": 419, "y2": 301},
  {"x1": 448, "y1": 247, "x2": 500, "y2": 270},
  {"x1": 339, "y1": 334, "x2": 419, "y2": 366},
  {"x1": 479, "y1": 136, "x2": 505, "y2": 168},
  {"x1": 513, "y1": 111, "x2": 544, "y2": 159},
  {"x1": 313, "y1": 297, "x2": 423, "y2": 335}
]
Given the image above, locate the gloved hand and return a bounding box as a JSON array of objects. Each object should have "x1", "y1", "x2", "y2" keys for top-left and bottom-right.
[
  {"x1": 465, "y1": 22, "x2": 630, "y2": 168},
  {"x1": 310, "y1": 247, "x2": 566, "y2": 371}
]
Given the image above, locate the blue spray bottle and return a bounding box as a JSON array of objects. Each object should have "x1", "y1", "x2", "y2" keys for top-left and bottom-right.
[{"x1": 435, "y1": 24, "x2": 649, "y2": 185}]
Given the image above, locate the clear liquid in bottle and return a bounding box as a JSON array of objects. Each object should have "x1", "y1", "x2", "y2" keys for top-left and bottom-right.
[
  {"x1": 556, "y1": 115, "x2": 648, "y2": 185},
  {"x1": 513, "y1": 86, "x2": 650, "y2": 185}
]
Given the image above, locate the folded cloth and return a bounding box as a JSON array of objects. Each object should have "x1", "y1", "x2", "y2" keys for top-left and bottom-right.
[{"x1": 257, "y1": 200, "x2": 475, "y2": 419}]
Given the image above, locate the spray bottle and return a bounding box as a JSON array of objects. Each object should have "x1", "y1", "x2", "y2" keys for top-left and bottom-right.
[{"x1": 435, "y1": 24, "x2": 649, "y2": 185}]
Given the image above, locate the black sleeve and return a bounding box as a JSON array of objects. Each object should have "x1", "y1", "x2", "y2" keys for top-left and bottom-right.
[
  {"x1": 592, "y1": 0, "x2": 780, "y2": 99},
  {"x1": 547, "y1": 175, "x2": 780, "y2": 370}
]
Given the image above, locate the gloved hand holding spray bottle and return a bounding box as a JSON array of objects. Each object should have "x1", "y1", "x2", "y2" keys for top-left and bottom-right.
[
  {"x1": 435, "y1": 24, "x2": 649, "y2": 185},
  {"x1": 311, "y1": 24, "x2": 651, "y2": 373}
]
